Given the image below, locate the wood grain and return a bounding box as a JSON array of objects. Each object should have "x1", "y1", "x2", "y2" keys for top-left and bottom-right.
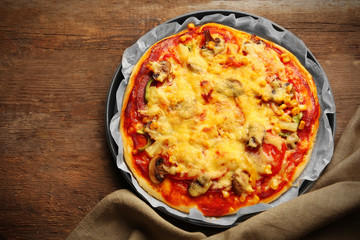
[{"x1": 0, "y1": 0, "x2": 359, "y2": 239}]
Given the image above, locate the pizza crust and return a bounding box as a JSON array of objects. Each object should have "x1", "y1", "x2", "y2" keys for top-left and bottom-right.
[{"x1": 120, "y1": 23, "x2": 320, "y2": 216}]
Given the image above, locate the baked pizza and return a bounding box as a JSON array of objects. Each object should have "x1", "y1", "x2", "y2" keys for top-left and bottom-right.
[{"x1": 120, "y1": 22, "x2": 320, "y2": 217}]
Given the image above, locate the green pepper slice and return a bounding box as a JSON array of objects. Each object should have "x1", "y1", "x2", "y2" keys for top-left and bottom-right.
[
  {"x1": 138, "y1": 134, "x2": 153, "y2": 152},
  {"x1": 279, "y1": 131, "x2": 290, "y2": 138},
  {"x1": 136, "y1": 127, "x2": 146, "y2": 135},
  {"x1": 144, "y1": 78, "x2": 155, "y2": 103},
  {"x1": 292, "y1": 113, "x2": 303, "y2": 126}
]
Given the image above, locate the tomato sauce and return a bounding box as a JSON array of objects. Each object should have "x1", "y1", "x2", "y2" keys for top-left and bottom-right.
[
  {"x1": 196, "y1": 191, "x2": 232, "y2": 216},
  {"x1": 263, "y1": 142, "x2": 286, "y2": 175},
  {"x1": 134, "y1": 151, "x2": 150, "y2": 178}
]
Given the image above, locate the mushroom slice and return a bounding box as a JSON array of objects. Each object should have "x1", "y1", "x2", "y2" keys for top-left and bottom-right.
[
  {"x1": 148, "y1": 60, "x2": 171, "y2": 82},
  {"x1": 232, "y1": 171, "x2": 253, "y2": 195},
  {"x1": 202, "y1": 30, "x2": 225, "y2": 55},
  {"x1": 270, "y1": 79, "x2": 289, "y2": 104},
  {"x1": 148, "y1": 156, "x2": 167, "y2": 184},
  {"x1": 202, "y1": 30, "x2": 218, "y2": 45},
  {"x1": 285, "y1": 132, "x2": 299, "y2": 149},
  {"x1": 250, "y1": 34, "x2": 264, "y2": 45},
  {"x1": 188, "y1": 175, "x2": 212, "y2": 197},
  {"x1": 246, "y1": 122, "x2": 266, "y2": 148},
  {"x1": 212, "y1": 37, "x2": 225, "y2": 55},
  {"x1": 216, "y1": 79, "x2": 244, "y2": 98},
  {"x1": 187, "y1": 61, "x2": 203, "y2": 73}
]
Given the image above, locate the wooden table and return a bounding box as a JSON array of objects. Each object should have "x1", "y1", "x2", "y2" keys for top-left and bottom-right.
[{"x1": 1, "y1": 1, "x2": 359, "y2": 239}]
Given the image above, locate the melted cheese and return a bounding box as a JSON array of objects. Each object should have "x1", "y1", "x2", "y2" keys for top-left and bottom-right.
[{"x1": 140, "y1": 35, "x2": 303, "y2": 192}]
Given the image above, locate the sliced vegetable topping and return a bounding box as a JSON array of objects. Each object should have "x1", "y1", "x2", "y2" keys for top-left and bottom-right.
[
  {"x1": 136, "y1": 131, "x2": 153, "y2": 152},
  {"x1": 148, "y1": 157, "x2": 167, "y2": 184},
  {"x1": 144, "y1": 78, "x2": 154, "y2": 103}
]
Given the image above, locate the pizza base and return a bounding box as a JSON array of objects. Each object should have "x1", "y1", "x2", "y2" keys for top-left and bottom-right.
[{"x1": 120, "y1": 23, "x2": 320, "y2": 216}]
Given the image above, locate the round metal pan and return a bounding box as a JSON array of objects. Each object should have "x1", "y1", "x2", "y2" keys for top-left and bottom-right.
[{"x1": 105, "y1": 9, "x2": 336, "y2": 227}]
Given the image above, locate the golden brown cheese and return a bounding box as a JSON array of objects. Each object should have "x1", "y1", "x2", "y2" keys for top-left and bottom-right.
[{"x1": 139, "y1": 38, "x2": 303, "y2": 195}]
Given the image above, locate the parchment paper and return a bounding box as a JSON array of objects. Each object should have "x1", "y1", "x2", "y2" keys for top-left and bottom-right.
[{"x1": 109, "y1": 12, "x2": 335, "y2": 227}]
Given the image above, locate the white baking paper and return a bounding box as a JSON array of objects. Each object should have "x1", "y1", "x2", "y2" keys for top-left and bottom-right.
[{"x1": 109, "y1": 12, "x2": 336, "y2": 227}]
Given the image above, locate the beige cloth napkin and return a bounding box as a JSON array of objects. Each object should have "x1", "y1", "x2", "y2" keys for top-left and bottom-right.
[{"x1": 68, "y1": 107, "x2": 360, "y2": 240}]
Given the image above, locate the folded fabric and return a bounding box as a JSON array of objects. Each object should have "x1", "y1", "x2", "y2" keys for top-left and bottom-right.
[{"x1": 68, "y1": 107, "x2": 360, "y2": 240}]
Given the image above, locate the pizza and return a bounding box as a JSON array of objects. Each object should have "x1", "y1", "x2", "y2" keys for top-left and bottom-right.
[{"x1": 120, "y1": 22, "x2": 320, "y2": 217}]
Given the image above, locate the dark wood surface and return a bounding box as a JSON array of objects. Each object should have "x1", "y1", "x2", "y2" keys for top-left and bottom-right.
[{"x1": 1, "y1": 1, "x2": 359, "y2": 239}]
